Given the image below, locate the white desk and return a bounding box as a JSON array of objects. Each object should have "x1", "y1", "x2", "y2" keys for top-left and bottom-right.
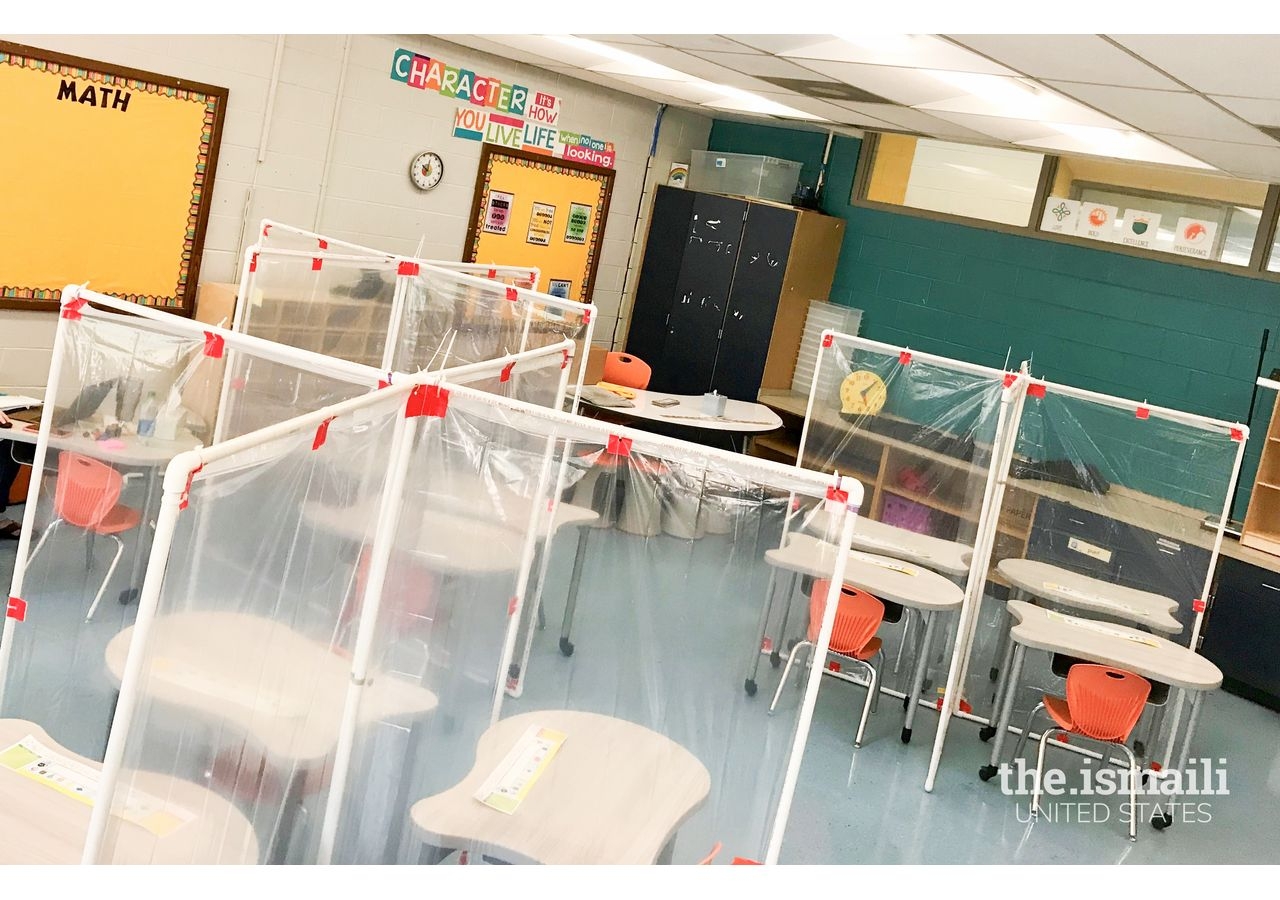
[
  {"x1": 0, "y1": 718, "x2": 259, "y2": 864},
  {"x1": 106, "y1": 611, "x2": 438, "y2": 863},
  {"x1": 980, "y1": 600, "x2": 1222, "y2": 813},
  {"x1": 757, "y1": 532, "x2": 966, "y2": 743},
  {"x1": 801, "y1": 509, "x2": 973, "y2": 578},
  {"x1": 996, "y1": 558, "x2": 1182, "y2": 635},
  {"x1": 581, "y1": 388, "x2": 783, "y2": 434},
  {"x1": 410, "y1": 709, "x2": 711, "y2": 864}
]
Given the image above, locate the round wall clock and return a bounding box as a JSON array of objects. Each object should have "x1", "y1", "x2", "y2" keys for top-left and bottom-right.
[
  {"x1": 410, "y1": 151, "x2": 444, "y2": 191},
  {"x1": 839, "y1": 370, "x2": 888, "y2": 416}
]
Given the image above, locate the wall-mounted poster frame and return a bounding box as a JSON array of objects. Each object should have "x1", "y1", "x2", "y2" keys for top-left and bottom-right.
[
  {"x1": 464, "y1": 144, "x2": 614, "y2": 305},
  {"x1": 0, "y1": 41, "x2": 228, "y2": 316}
]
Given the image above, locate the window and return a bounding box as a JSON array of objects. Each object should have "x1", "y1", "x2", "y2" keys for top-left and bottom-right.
[
  {"x1": 1042, "y1": 157, "x2": 1268, "y2": 267},
  {"x1": 865, "y1": 134, "x2": 1045, "y2": 227}
]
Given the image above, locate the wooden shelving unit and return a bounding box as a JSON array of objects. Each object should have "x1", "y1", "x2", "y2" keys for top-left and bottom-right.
[
  {"x1": 1242, "y1": 391, "x2": 1280, "y2": 557},
  {"x1": 245, "y1": 288, "x2": 391, "y2": 370}
]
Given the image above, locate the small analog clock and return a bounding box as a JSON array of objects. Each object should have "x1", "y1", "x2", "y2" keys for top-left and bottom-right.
[
  {"x1": 410, "y1": 151, "x2": 444, "y2": 191},
  {"x1": 839, "y1": 370, "x2": 888, "y2": 417}
]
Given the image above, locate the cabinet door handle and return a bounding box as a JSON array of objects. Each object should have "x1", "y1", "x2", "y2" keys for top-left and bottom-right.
[
  {"x1": 1262, "y1": 583, "x2": 1280, "y2": 593},
  {"x1": 1068, "y1": 518, "x2": 1086, "y2": 526},
  {"x1": 1158, "y1": 547, "x2": 1177, "y2": 555}
]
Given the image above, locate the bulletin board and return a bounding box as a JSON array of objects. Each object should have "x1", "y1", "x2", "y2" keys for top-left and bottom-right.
[
  {"x1": 0, "y1": 41, "x2": 228, "y2": 315},
  {"x1": 464, "y1": 145, "x2": 614, "y2": 304}
]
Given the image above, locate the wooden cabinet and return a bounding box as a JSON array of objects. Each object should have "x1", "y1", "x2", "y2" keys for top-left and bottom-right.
[
  {"x1": 1242, "y1": 392, "x2": 1280, "y2": 557},
  {"x1": 624, "y1": 186, "x2": 843, "y2": 402}
]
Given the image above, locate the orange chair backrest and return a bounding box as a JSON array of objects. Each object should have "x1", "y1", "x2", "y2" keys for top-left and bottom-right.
[
  {"x1": 54, "y1": 452, "x2": 122, "y2": 530},
  {"x1": 1066, "y1": 664, "x2": 1151, "y2": 742},
  {"x1": 602, "y1": 352, "x2": 652, "y2": 390},
  {"x1": 808, "y1": 579, "x2": 884, "y2": 656}
]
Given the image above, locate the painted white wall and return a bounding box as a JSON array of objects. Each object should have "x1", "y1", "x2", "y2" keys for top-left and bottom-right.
[{"x1": 0, "y1": 34, "x2": 712, "y2": 389}]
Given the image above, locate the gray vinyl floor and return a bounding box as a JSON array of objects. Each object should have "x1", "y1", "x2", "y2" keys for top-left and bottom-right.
[{"x1": 1, "y1": 482, "x2": 1277, "y2": 866}]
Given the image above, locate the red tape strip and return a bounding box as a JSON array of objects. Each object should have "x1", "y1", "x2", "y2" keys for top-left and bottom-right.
[
  {"x1": 607, "y1": 435, "x2": 632, "y2": 457},
  {"x1": 179, "y1": 464, "x2": 204, "y2": 511},
  {"x1": 487, "y1": 268, "x2": 497, "y2": 279},
  {"x1": 1136, "y1": 406, "x2": 1150, "y2": 420},
  {"x1": 312, "y1": 416, "x2": 336, "y2": 451},
  {"x1": 397, "y1": 260, "x2": 420, "y2": 276},
  {"x1": 318, "y1": 239, "x2": 328, "y2": 250},
  {"x1": 1028, "y1": 383, "x2": 1046, "y2": 398},
  {"x1": 311, "y1": 257, "x2": 323, "y2": 271},
  {"x1": 899, "y1": 350, "x2": 912, "y2": 365},
  {"x1": 262, "y1": 224, "x2": 272, "y2": 237},
  {"x1": 822, "y1": 334, "x2": 833, "y2": 348},
  {"x1": 61, "y1": 296, "x2": 87, "y2": 321},
  {"x1": 203, "y1": 331, "x2": 225, "y2": 359},
  {"x1": 500, "y1": 361, "x2": 515, "y2": 383},
  {"x1": 6, "y1": 596, "x2": 27, "y2": 622},
  {"x1": 249, "y1": 252, "x2": 259, "y2": 273},
  {"x1": 582, "y1": 309, "x2": 592, "y2": 325},
  {"x1": 505, "y1": 287, "x2": 518, "y2": 302},
  {"x1": 826, "y1": 486, "x2": 849, "y2": 504},
  {"x1": 1231, "y1": 427, "x2": 1244, "y2": 442},
  {"x1": 1193, "y1": 598, "x2": 1206, "y2": 613},
  {"x1": 561, "y1": 348, "x2": 570, "y2": 370},
  {"x1": 1003, "y1": 373, "x2": 1016, "y2": 388},
  {"x1": 377, "y1": 378, "x2": 391, "y2": 390},
  {"x1": 406, "y1": 384, "x2": 449, "y2": 418},
  {"x1": 507, "y1": 597, "x2": 518, "y2": 617}
]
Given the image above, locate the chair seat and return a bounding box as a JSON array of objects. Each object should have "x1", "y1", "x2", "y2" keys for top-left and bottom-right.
[
  {"x1": 832, "y1": 636, "x2": 881, "y2": 661},
  {"x1": 91, "y1": 504, "x2": 142, "y2": 535},
  {"x1": 1043, "y1": 693, "x2": 1074, "y2": 732}
]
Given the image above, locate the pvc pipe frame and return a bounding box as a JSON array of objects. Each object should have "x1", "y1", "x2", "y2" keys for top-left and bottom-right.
[{"x1": 81, "y1": 340, "x2": 577, "y2": 865}]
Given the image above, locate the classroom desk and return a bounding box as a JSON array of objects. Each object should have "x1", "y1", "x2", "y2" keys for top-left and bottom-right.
[
  {"x1": 0, "y1": 718, "x2": 259, "y2": 864},
  {"x1": 410, "y1": 709, "x2": 711, "y2": 864},
  {"x1": 996, "y1": 558, "x2": 1182, "y2": 635},
  {"x1": 801, "y1": 508, "x2": 973, "y2": 578},
  {"x1": 581, "y1": 388, "x2": 783, "y2": 433},
  {"x1": 979, "y1": 600, "x2": 1222, "y2": 809},
  {"x1": 106, "y1": 611, "x2": 438, "y2": 862},
  {"x1": 757, "y1": 532, "x2": 966, "y2": 743},
  {"x1": 7, "y1": 418, "x2": 202, "y2": 605}
]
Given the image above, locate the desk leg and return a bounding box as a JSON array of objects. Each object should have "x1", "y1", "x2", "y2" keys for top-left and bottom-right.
[
  {"x1": 990, "y1": 598, "x2": 1013, "y2": 681},
  {"x1": 266, "y1": 765, "x2": 307, "y2": 864},
  {"x1": 745, "y1": 568, "x2": 782, "y2": 697},
  {"x1": 900, "y1": 611, "x2": 937, "y2": 744},
  {"x1": 119, "y1": 468, "x2": 159, "y2": 607},
  {"x1": 383, "y1": 721, "x2": 424, "y2": 864},
  {"x1": 559, "y1": 528, "x2": 592, "y2": 657},
  {"x1": 418, "y1": 843, "x2": 451, "y2": 865},
  {"x1": 506, "y1": 543, "x2": 545, "y2": 693},
  {"x1": 981, "y1": 629, "x2": 1017, "y2": 743},
  {"x1": 980, "y1": 643, "x2": 1025, "y2": 781},
  {"x1": 1152, "y1": 690, "x2": 1204, "y2": 832}
]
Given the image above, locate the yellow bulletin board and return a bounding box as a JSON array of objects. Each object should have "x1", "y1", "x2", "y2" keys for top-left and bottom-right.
[
  {"x1": 0, "y1": 41, "x2": 228, "y2": 315},
  {"x1": 465, "y1": 145, "x2": 615, "y2": 304}
]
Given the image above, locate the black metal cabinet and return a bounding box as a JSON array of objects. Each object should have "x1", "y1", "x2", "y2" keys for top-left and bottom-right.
[
  {"x1": 625, "y1": 186, "x2": 800, "y2": 401},
  {"x1": 1202, "y1": 556, "x2": 1280, "y2": 710}
]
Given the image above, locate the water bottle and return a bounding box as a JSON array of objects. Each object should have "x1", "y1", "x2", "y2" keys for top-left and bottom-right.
[{"x1": 137, "y1": 391, "x2": 159, "y2": 438}]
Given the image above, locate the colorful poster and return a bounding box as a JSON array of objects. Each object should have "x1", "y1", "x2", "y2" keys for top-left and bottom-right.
[
  {"x1": 548, "y1": 279, "x2": 572, "y2": 299},
  {"x1": 1119, "y1": 209, "x2": 1162, "y2": 249},
  {"x1": 1079, "y1": 203, "x2": 1119, "y2": 242},
  {"x1": 1172, "y1": 217, "x2": 1218, "y2": 259},
  {"x1": 1040, "y1": 197, "x2": 1080, "y2": 234},
  {"x1": 668, "y1": 163, "x2": 689, "y2": 188},
  {"x1": 484, "y1": 191, "x2": 514, "y2": 235},
  {"x1": 565, "y1": 202, "x2": 591, "y2": 245},
  {"x1": 527, "y1": 202, "x2": 556, "y2": 246}
]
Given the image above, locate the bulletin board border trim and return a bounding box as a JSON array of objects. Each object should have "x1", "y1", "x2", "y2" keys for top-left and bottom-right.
[
  {"x1": 0, "y1": 41, "x2": 229, "y2": 318},
  {"x1": 464, "y1": 144, "x2": 615, "y2": 305}
]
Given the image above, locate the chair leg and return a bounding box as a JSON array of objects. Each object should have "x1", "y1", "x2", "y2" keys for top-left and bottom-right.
[
  {"x1": 869, "y1": 650, "x2": 882, "y2": 714},
  {"x1": 1011, "y1": 702, "x2": 1046, "y2": 767},
  {"x1": 26, "y1": 519, "x2": 61, "y2": 564},
  {"x1": 86, "y1": 531, "x2": 95, "y2": 572},
  {"x1": 769, "y1": 641, "x2": 811, "y2": 714},
  {"x1": 854, "y1": 660, "x2": 878, "y2": 748},
  {"x1": 1031, "y1": 727, "x2": 1060, "y2": 819},
  {"x1": 1115, "y1": 741, "x2": 1140, "y2": 842},
  {"x1": 85, "y1": 535, "x2": 124, "y2": 623}
]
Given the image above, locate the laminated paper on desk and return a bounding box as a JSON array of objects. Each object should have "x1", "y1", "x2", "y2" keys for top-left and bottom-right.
[
  {"x1": 0, "y1": 735, "x2": 195, "y2": 837},
  {"x1": 474, "y1": 725, "x2": 567, "y2": 815},
  {"x1": 1042, "y1": 582, "x2": 1145, "y2": 617},
  {"x1": 1045, "y1": 611, "x2": 1160, "y2": 648},
  {"x1": 849, "y1": 550, "x2": 917, "y2": 576}
]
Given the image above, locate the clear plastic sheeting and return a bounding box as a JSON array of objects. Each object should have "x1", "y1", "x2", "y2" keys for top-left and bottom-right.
[
  {"x1": 964, "y1": 379, "x2": 1245, "y2": 764},
  {"x1": 89, "y1": 380, "x2": 859, "y2": 865},
  {"x1": 785, "y1": 332, "x2": 1012, "y2": 735}
]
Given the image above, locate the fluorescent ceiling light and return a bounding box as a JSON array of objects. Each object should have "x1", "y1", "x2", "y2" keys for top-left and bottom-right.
[
  {"x1": 548, "y1": 35, "x2": 685, "y2": 80},
  {"x1": 703, "y1": 84, "x2": 826, "y2": 120},
  {"x1": 1019, "y1": 124, "x2": 1216, "y2": 170}
]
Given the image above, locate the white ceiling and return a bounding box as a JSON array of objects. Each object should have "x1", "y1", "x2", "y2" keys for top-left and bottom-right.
[{"x1": 441, "y1": 34, "x2": 1280, "y2": 182}]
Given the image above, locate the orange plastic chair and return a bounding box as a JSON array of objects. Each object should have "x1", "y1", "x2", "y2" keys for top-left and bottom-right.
[
  {"x1": 27, "y1": 452, "x2": 142, "y2": 622},
  {"x1": 770, "y1": 579, "x2": 885, "y2": 747},
  {"x1": 601, "y1": 352, "x2": 652, "y2": 390},
  {"x1": 1020, "y1": 664, "x2": 1151, "y2": 841}
]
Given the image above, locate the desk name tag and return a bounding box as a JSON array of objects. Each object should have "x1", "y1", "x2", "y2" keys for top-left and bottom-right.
[
  {"x1": 1045, "y1": 611, "x2": 1159, "y2": 648},
  {"x1": 1067, "y1": 537, "x2": 1112, "y2": 564},
  {"x1": 475, "y1": 725, "x2": 567, "y2": 815}
]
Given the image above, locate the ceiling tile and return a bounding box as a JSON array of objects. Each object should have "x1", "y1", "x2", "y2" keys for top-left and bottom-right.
[
  {"x1": 1110, "y1": 35, "x2": 1280, "y2": 98},
  {"x1": 1211, "y1": 95, "x2": 1280, "y2": 127},
  {"x1": 637, "y1": 34, "x2": 754, "y2": 53},
  {"x1": 947, "y1": 34, "x2": 1181, "y2": 89},
  {"x1": 1045, "y1": 83, "x2": 1278, "y2": 145},
  {"x1": 786, "y1": 60, "x2": 964, "y2": 106},
  {"x1": 686, "y1": 50, "x2": 839, "y2": 81},
  {"x1": 577, "y1": 35, "x2": 662, "y2": 45},
  {"x1": 777, "y1": 35, "x2": 1015, "y2": 75},
  {"x1": 920, "y1": 111, "x2": 1058, "y2": 143},
  {"x1": 603, "y1": 74, "x2": 730, "y2": 105},
  {"x1": 914, "y1": 80, "x2": 1125, "y2": 129},
  {"x1": 1153, "y1": 134, "x2": 1280, "y2": 179},
  {"x1": 720, "y1": 35, "x2": 832, "y2": 55},
  {"x1": 840, "y1": 104, "x2": 1004, "y2": 142}
]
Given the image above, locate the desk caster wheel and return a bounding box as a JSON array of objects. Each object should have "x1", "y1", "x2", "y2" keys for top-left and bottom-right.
[
  {"x1": 979, "y1": 725, "x2": 996, "y2": 742},
  {"x1": 118, "y1": 587, "x2": 140, "y2": 606},
  {"x1": 507, "y1": 663, "x2": 521, "y2": 681},
  {"x1": 1134, "y1": 740, "x2": 1146, "y2": 757},
  {"x1": 900, "y1": 727, "x2": 912, "y2": 744},
  {"x1": 978, "y1": 764, "x2": 999, "y2": 782},
  {"x1": 770, "y1": 651, "x2": 781, "y2": 669},
  {"x1": 902, "y1": 696, "x2": 910, "y2": 712},
  {"x1": 744, "y1": 678, "x2": 758, "y2": 697},
  {"x1": 1152, "y1": 811, "x2": 1173, "y2": 830},
  {"x1": 989, "y1": 667, "x2": 999, "y2": 681},
  {"x1": 559, "y1": 638, "x2": 575, "y2": 657}
]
